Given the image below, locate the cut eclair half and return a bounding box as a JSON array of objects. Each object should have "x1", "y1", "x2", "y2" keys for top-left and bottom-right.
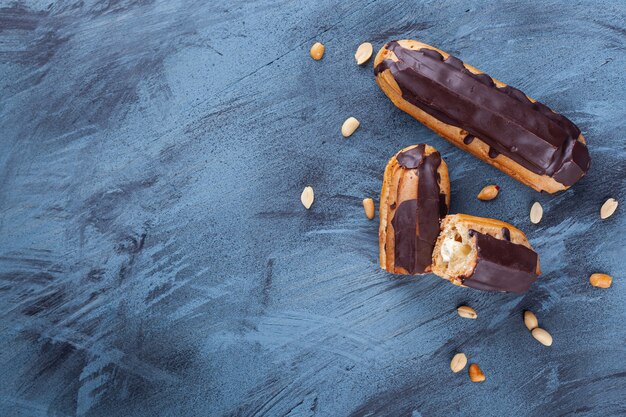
[
  {"x1": 379, "y1": 144, "x2": 450, "y2": 275},
  {"x1": 432, "y1": 214, "x2": 541, "y2": 293}
]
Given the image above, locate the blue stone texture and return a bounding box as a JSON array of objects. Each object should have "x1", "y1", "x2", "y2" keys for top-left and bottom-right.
[{"x1": 0, "y1": 0, "x2": 624, "y2": 416}]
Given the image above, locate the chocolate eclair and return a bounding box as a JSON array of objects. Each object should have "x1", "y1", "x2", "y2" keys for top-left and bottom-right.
[
  {"x1": 380, "y1": 144, "x2": 450, "y2": 274},
  {"x1": 374, "y1": 40, "x2": 591, "y2": 193},
  {"x1": 432, "y1": 214, "x2": 541, "y2": 293}
]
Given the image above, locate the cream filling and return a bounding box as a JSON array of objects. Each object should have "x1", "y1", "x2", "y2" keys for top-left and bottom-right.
[{"x1": 440, "y1": 236, "x2": 472, "y2": 271}]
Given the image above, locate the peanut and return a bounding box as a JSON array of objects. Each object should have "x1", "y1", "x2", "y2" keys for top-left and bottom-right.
[
  {"x1": 450, "y1": 353, "x2": 467, "y2": 373},
  {"x1": 531, "y1": 327, "x2": 553, "y2": 346},
  {"x1": 457, "y1": 305, "x2": 478, "y2": 319},
  {"x1": 468, "y1": 363, "x2": 486, "y2": 382},
  {"x1": 363, "y1": 198, "x2": 375, "y2": 220},
  {"x1": 589, "y1": 273, "x2": 612, "y2": 288},
  {"x1": 341, "y1": 117, "x2": 360, "y2": 137},
  {"x1": 600, "y1": 198, "x2": 618, "y2": 219},
  {"x1": 530, "y1": 201, "x2": 543, "y2": 224},
  {"x1": 477, "y1": 185, "x2": 499, "y2": 201},
  {"x1": 310, "y1": 42, "x2": 325, "y2": 60},
  {"x1": 523, "y1": 310, "x2": 539, "y2": 331},
  {"x1": 355, "y1": 42, "x2": 373, "y2": 65},
  {"x1": 301, "y1": 186, "x2": 314, "y2": 209}
]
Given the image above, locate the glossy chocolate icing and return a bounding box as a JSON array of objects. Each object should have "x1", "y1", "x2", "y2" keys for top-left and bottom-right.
[
  {"x1": 391, "y1": 145, "x2": 447, "y2": 274},
  {"x1": 465, "y1": 230, "x2": 538, "y2": 293},
  {"x1": 375, "y1": 41, "x2": 591, "y2": 187}
]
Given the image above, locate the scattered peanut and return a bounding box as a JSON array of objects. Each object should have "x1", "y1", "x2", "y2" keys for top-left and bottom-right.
[
  {"x1": 355, "y1": 42, "x2": 373, "y2": 65},
  {"x1": 450, "y1": 353, "x2": 467, "y2": 373},
  {"x1": 300, "y1": 186, "x2": 314, "y2": 209},
  {"x1": 477, "y1": 185, "x2": 500, "y2": 201},
  {"x1": 530, "y1": 201, "x2": 543, "y2": 224},
  {"x1": 341, "y1": 117, "x2": 360, "y2": 137},
  {"x1": 468, "y1": 363, "x2": 486, "y2": 382},
  {"x1": 457, "y1": 305, "x2": 478, "y2": 319},
  {"x1": 310, "y1": 42, "x2": 325, "y2": 60},
  {"x1": 363, "y1": 198, "x2": 375, "y2": 220},
  {"x1": 600, "y1": 198, "x2": 618, "y2": 219},
  {"x1": 531, "y1": 327, "x2": 553, "y2": 346},
  {"x1": 523, "y1": 310, "x2": 539, "y2": 331},
  {"x1": 589, "y1": 273, "x2": 612, "y2": 289}
]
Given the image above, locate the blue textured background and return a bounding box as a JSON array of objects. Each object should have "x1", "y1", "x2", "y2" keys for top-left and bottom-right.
[{"x1": 1, "y1": 1, "x2": 625, "y2": 416}]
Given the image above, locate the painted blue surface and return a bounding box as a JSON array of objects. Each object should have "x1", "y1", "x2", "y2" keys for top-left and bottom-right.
[{"x1": 1, "y1": 1, "x2": 625, "y2": 416}]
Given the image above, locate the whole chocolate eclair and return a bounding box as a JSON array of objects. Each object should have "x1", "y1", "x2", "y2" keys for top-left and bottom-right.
[{"x1": 375, "y1": 39, "x2": 591, "y2": 193}]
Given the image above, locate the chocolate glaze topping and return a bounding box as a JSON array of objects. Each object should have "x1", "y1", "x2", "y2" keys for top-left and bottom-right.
[
  {"x1": 502, "y1": 227, "x2": 511, "y2": 241},
  {"x1": 465, "y1": 230, "x2": 538, "y2": 293},
  {"x1": 375, "y1": 41, "x2": 591, "y2": 186},
  {"x1": 391, "y1": 145, "x2": 447, "y2": 274},
  {"x1": 438, "y1": 194, "x2": 448, "y2": 217},
  {"x1": 463, "y1": 135, "x2": 475, "y2": 145}
]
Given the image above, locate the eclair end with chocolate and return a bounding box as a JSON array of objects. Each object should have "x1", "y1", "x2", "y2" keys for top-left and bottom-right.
[
  {"x1": 465, "y1": 230, "x2": 539, "y2": 293},
  {"x1": 379, "y1": 144, "x2": 450, "y2": 275},
  {"x1": 433, "y1": 214, "x2": 540, "y2": 294}
]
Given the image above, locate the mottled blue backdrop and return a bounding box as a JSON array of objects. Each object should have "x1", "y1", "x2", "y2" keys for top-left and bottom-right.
[{"x1": 1, "y1": 0, "x2": 625, "y2": 416}]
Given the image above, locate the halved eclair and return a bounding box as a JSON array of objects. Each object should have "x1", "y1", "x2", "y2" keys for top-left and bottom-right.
[
  {"x1": 432, "y1": 214, "x2": 541, "y2": 293},
  {"x1": 380, "y1": 144, "x2": 450, "y2": 274}
]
